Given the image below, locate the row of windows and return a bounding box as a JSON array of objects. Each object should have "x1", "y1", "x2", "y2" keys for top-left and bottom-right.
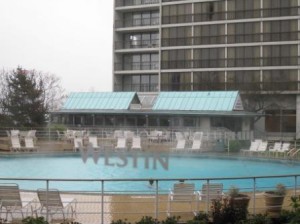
[
  {"x1": 113, "y1": 70, "x2": 299, "y2": 92},
  {"x1": 160, "y1": 70, "x2": 299, "y2": 91},
  {"x1": 160, "y1": 45, "x2": 298, "y2": 68},
  {"x1": 161, "y1": 21, "x2": 298, "y2": 46},
  {"x1": 116, "y1": 74, "x2": 159, "y2": 92},
  {"x1": 162, "y1": 0, "x2": 298, "y2": 23}
]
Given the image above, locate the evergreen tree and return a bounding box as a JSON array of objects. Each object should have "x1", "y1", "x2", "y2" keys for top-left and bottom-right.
[{"x1": 2, "y1": 67, "x2": 47, "y2": 127}]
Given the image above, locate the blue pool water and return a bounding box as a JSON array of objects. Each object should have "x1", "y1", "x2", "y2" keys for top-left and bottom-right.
[{"x1": 0, "y1": 153, "x2": 299, "y2": 192}]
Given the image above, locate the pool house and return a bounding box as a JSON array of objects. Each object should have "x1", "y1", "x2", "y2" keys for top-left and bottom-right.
[{"x1": 51, "y1": 91, "x2": 257, "y2": 138}]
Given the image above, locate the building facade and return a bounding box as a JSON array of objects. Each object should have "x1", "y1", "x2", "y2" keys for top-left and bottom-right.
[{"x1": 113, "y1": 0, "x2": 300, "y2": 138}]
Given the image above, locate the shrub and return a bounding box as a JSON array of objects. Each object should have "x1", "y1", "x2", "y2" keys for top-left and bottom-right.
[
  {"x1": 22, "y1": 217, "x2": 49, "y2": 224},
  {"x1": 211, "y1": 197, "x2": 248, "y2": 224}
]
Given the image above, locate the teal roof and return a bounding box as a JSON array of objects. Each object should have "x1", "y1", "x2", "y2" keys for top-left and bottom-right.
[
  {"x1": 62, "y1": 92, "x2": 137, "y2": 110},
  {"x1": 152, "y1": 91, "x2": 239, "y2": 111}
]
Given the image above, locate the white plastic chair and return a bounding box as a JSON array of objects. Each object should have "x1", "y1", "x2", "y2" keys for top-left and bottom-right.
[
  {"x1": 172, "y1": 139, "x2": 186, "y2": 152},
  {"x1": 10, "y1": 136, "x2": 22, "y2": 152},
  {"x1": 24, "y1": 137, "x2": 37, "y2": 152},
  {"x1": 88, "y1": 136, "x2": 101, "y2": 150},
  {"x1": 0, "y1": 184, "x2": 36, "y2": 222},
  {"x1": 37, "y1": 189, "x2": 77, "y2": 223},
  {"x1": 115, "y1": 137, "x2": 127, "y2": 150},
  {"x1": 131, "y1": 136, "x2": 141, "y2": 150},
  {"x1": 167, "y1": 182, "x2": 196, "y2": 216},
  {"x1": 73, "y1": 137, "x2": 83, "y2": 152}
]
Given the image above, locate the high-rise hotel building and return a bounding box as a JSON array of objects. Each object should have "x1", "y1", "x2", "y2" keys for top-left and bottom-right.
[{"x1": 113, "y1": 0, "x2": 300, "y2": 137}]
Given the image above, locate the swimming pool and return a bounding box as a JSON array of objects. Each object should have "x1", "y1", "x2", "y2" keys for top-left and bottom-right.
[{"x1": 0, "y1": 152, "x2": 299, "y2": 192}]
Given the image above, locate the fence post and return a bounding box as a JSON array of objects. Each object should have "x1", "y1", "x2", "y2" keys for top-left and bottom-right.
[
  {"x1": 46, "y1": 180, "x2": 49, "y2": 222},
  {"x1": 155, "y1": 180, "x2": 159, "y2": 219},
  {"x1": 101, "y1": 180, "x2": 104, "y2": 224},
  {"x1": 253, "y1": 177, "x2": 256, "y2": 214}
]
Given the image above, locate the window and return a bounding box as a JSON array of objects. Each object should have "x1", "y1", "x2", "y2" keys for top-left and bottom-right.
[
  {"x1": 263, "y1": 70, "x2": 298, "y2": 91},
  {"x1": 122, "y1": 74, "x2": 158, "y2": 92},
  {"x1": 123, "y1": 53, "x2": 159, "y2": 70},
  {"x1": 263, "y1": 20, "x2": 298, "y2": 42},
  {"x1": 227, "y1": 46, "x2": 260, "y2": 67},
  {"x1": 265, "y1": 110, "x2": 296, "y2": 132},
  {"x1": 161, "y1": 73, "x2": 191, "y2": 91},
  {"x1": 227, "y1": 71, "x2": 260, "y2": 91},
  {"x1": 263, "y1": 45, "x2": 298, "y2": 66},
  {"x1": 194, "y1": 24, "x2": 225, "y2": 44},
  {"x1": 194, "y1": 1, "x2": 225, "y2": 22},
  {"x1": 193, "y1": 72, "x2": 225, "y2": 90}
]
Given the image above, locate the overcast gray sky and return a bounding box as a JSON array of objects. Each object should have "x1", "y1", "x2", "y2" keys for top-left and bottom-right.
[{"x1": 0, "y1": 0, "x2": 113, "y2": 93}]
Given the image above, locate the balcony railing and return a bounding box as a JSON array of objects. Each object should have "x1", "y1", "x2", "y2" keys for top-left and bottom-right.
[
  {"x1": 114, "y1": 84, "x2": 159, "y2": 92},
  {"x1": 115, "y1": 39, "x2": 159, "y2": 50},
  {"x1": 262, "y1": 6, "x2": 300, "y2": 17},
  {"x1": 115, "y1": 0, "x2": 159, "y2": 7},
  {"x1": 193, "y1": 81, "x2": 299, "y2": 92},
  {"x1": 160, "y1": 32, "x2": 299, "y2": 47},
  {"x1": 161, "y1": 6, "x2": 300, "y2": 24},
  {"x1": 115, "y1": 17, "x2": 160, "y2": 28},
  {"x1": 115, "y1": 61, "x2": 159, "y2": 71},
  {"x1": 161, "y1": 56, "x2": 299, "y2": 69}
]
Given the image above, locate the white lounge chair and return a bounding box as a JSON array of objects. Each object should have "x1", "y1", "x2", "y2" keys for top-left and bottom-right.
[
  {"x1": 255, "y1": 141, "x2": 268, "y2": 156},
  {"x1": 88, "y1": 136, "x2": 101, "y2": 150},
  {"x1": 242, "y1": 139, "x2": 262, "y2": 155},
  {"x1": 0, "y1": 184, "x2": 36, "y2": 222},
  {"x1": 280, "y1": 143, "x2": 290, "y2": 152},
  {"x1": 131, "y1": 136, "x2": 142, "y2": 150},
  {"x1": 73, "y1": 137, "x2": 83, "y2": 152},
  {"x1": 187, "y1": 132, "x2": 203, "y2": 152},
  {"x1": 198, "y1": 183, "x2": 224, "y2": 202},
  {"x1": 10, "y1": 130, "x2": 20, "y2": 137},
  {"x1": 24, "y1": 137, "x2": 37, "y2": 152},
  {"x1": 268, "y1": 142, "x2": 282, "y2": 157},
  {"x1": 172, "y1": 139, "x2": 186, "y2": 152},
  {"x1": 197, "y1": 183, "x2": 224, "y2": 212},
  {"x1": 115, "y1": 137, "x2": 127, "y2": 150},
  {"x1": 37, "y1": 189, "x2": 77, "y2": 223},
  {"x1": 10, "y1": 136, "x2": 22, "y2": 152},
  {"x1": 167, "y1": 182, "x2": 196, "y2": 216}
]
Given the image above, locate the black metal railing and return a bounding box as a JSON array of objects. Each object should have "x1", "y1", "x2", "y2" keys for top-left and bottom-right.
[
  {"x1": 115, "y1": 62, "x2": 159, "y2": 71},
  {"x1": 160, "y1": 56, "x2": 299, "y2": 69},
  {"x1": 114, "y1": 84, "x2": 159, "y2": 92},
  {"x1": 161, "y1": 6, "x2": 300, "y2": 24},
  {"x1": 115, "y1": 0, "x2": 159, "y2": 7},
  {"x1": 115, "y1": 17, "x2": 159, "y2": 28},
  {"x1": 115, "y1": 39, "x2": 159, "y2": 49},
  {"x1": 160, "y1": 81, "x2": 299, "y2": 92}
]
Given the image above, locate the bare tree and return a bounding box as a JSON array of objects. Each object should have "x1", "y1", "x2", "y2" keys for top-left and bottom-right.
[{"x1": 32, "y1": 70, "x2": 66, "y2": 111}]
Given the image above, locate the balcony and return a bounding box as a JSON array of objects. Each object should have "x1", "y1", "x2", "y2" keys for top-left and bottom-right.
[
  {"x1": 227, "y1": 8, "x2": 261, "y2": 20},
  {"x1": 161, "y1": 59, "x2": 226, "y2": 69},
  {"x1": 263, "y1": 56, "x2": 299, "y2": 67},
  {"x1": 115, "y1": 17, "x2": 160, "y2": 28},
  {"x1": 227, "y1": 33, "x2": 261, "y2": 44},
  {"x1": 114, "y1": 83, "x2": 158, "y2": 92},
  {"x1": 262, "y1": 6, "x2": 300, "y2": 18},
  {"x1": 115, "y1": 39, "x2": 159, "y2": 50},
  {"x1": 115, "y1": 61, "x2": 159, "y2": 71},
  {"x1": 263, "y1": 31, "x2": 300, "y2": 42},
  {"x1": 193, "y1": 81, "x2": 299, "y2": 92},
  {"x1": 227, "y1": 58, "x2": 261, "y2": 67},
  {"x1": 115, "y1": 0, "x2": 159, "y2": 7}
]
